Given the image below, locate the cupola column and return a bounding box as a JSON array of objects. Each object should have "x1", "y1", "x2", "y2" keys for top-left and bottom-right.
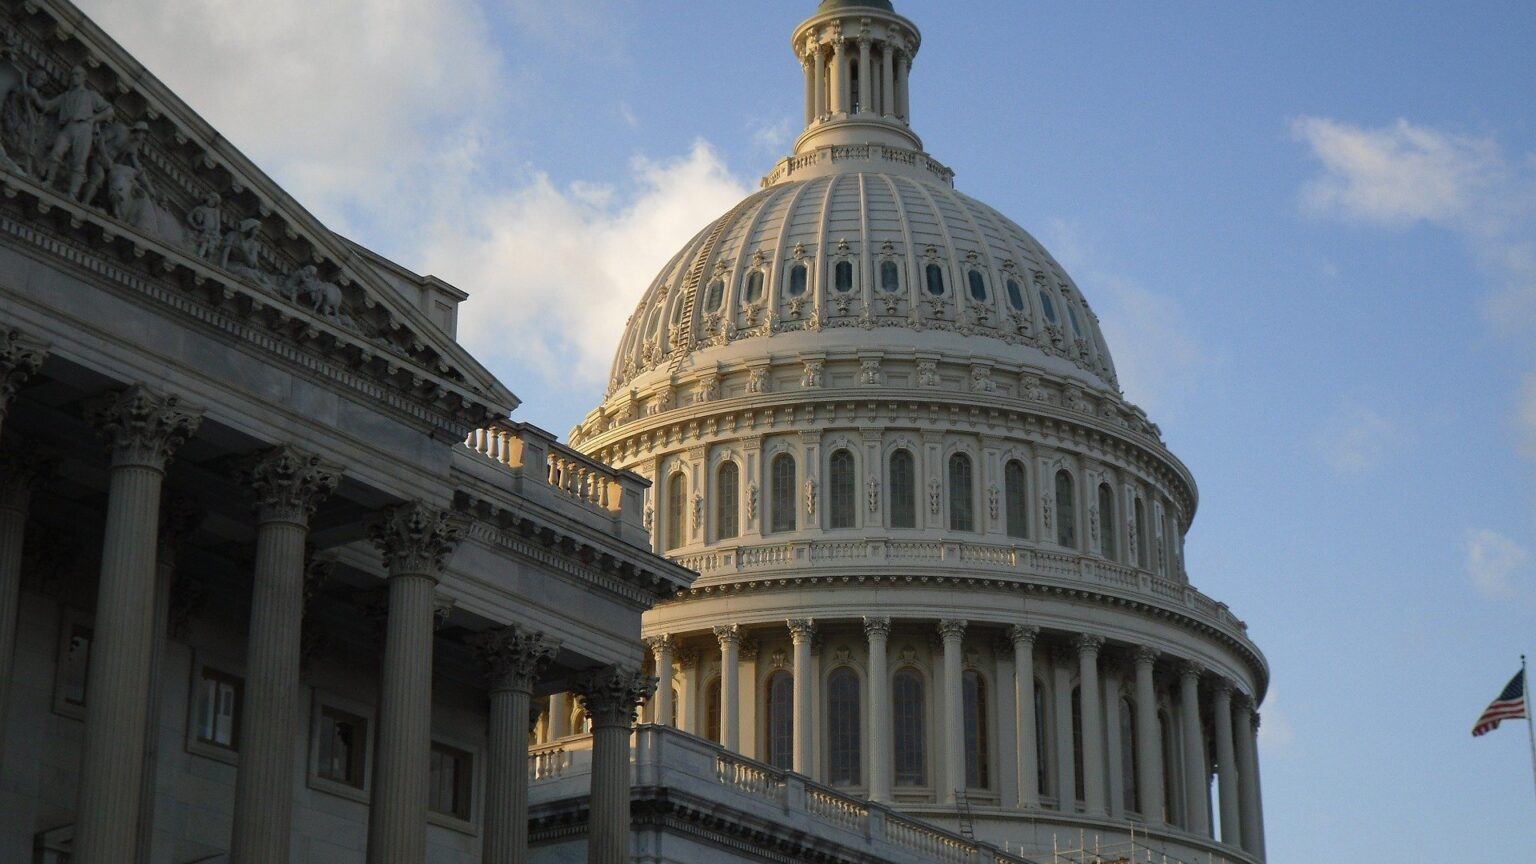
[
  {"x1": 812, "y1": 43, "x2": 827, "y2": 120},
  {"x1": 788, "y1": 618, "x2": 816, "y2": 774},
  {"x1": 857, "y1": 37, "x2": 872, "y2": 114},
  {"x1": 1213, "y1": 679, "x2": 1242, "y2": 848},
  {"x1": 1234, "y1": 696, "x2": 1264, "y2": 855},
  {"x1": 896, "y1": 50, "x2": 911, "y2": 122},
  {"x1": 1178, "y1": 661, "x2": 1211, "y2": 837},
  {"x1": 880, "y1": 40, "x2": 895, "y2": 117},
  {"x1": 803, "y1": 55, "x2": 815, "y2": 126},
  {"x1": 830, "y1": 38, "x2": 848, "y2": 114},
  {"x1": 646, "y1": 635, "x2": 675, "y2": 725},
  {"x1": 715, "y1": 624, "x2": 742, "y2": 749},
  {"x1": 864, "y1": 617, "x2": 892, "y2": 802},
  {"x1": 939, "y1": 619, "x2": 966, "y2": 802},
  {"x1": 1132, "y1": 647, "x2": 1165, "y2": 825},
  {"x1": 1010, "y1": 625, "x2": 1041, "y2": 809},
  {"x1": 1076, "y1": 634, "x2": 1107, "y2": 815}
]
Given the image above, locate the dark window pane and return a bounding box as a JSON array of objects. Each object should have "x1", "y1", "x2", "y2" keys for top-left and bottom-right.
[
  {"x1": 666, "y1": 472, "x2": 686, "y2": 551},
  {"x1": 1039, "y1": 290, "x2": 1057, "y2": 322},
  {"x1": 1005, "y1": 460, "x2": 1028, "y2": 539},
  {"x1": 949, "y1": 453, "x2": 974, "y2": 532},
  {"x1": 889, "y1": 450, "x2": 916, "y2": 528},
  {"x1": 963, "y1": 670, "x2": 989, "y2": 788},
  {"x1": 834, "y1": 260, "x2": 854, "y2": 293},
  {"x1": 880, "y1": 260, "x2": 901, "y2": 293},
  {"x1": 1006, "y1": 279, "x2": 1025, "y2": 310},
  {"x1": 717, "y1": 462, "x2": 739, "y2": 540},
  {"x1": 1098, "y1": 483, "x2": 1116, "y2": 560},
  {"x1": 788, "y1": 264, "x2": 808, "y2": 297},
  {"x1": 925, "y1": 263, "x2": 945, "y2": 296},
  {"x1": 967, "y1": 269, "x2": 987, "y2": 301},
  {"x1": 704, "y1": 279, "x2": 725, "y2": 313},
  {"x1": 766, "y1": 672, "x2": 794, "y2": 769},
  {"x1": 828, "y1": 668, "x2": 861, "y2": 785},
  {"x1": 893, "y1": 670, "x2": 926, "y2": 786},
  {"x1": 829, "y1": 450, "x2": 856, "y2": 529},
  {"x1": 745, "y1": 270, "x2": 765, "y2": 304},
  {"x1": 1055, "y1": 469, "x2": 1076, "y2": 548},
  {"x1": 770, "y1": 455, "x2": 796, "y2": 533}
]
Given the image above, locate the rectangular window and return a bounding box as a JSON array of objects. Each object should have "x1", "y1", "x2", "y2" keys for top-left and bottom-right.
[
  {"x1": 429, "y1": 742, "x2": 473, "y2": 821},
  {"x1": 316, "y1": 705, "x2": 368, "y2": 789},
  {"x1": 194, "y1": 667, "x2": 243, "y2": 751}
]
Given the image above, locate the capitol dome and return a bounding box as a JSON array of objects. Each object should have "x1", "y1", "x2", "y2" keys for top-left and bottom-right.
[{"x1": 569, "y1": 2, "x2": 1268, "y2": 862}]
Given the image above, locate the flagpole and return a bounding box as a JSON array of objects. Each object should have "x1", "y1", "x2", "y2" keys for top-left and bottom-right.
[{"x1": 1525, "y1": 655, "x2": 1536, "y2": 806}]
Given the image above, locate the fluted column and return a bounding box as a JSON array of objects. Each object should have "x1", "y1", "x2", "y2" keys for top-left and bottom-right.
[
  {"x1": 1212, "y1": 679, "x2": 1242, "y2": 847},
  {"x1": 645, "y1": 635, "x2": 675, "y2": 725},
  {"x1": 812, "y1": 44, "x2": 827, "y2": 119},
  {"x1": 788, "y1": 619, "x2": 815, "y2": 774},
  {"x1": 230, "y1": 447, "x2": 339, "y2": 864},
  {"x1": 550, "y1": 693, "x2": 571, "y2": 738},
  {"x1": 0, "y1": 328, "x2": 47, "y2": 441},
  {"x1": 880, "y1": 42, "x2": 895, "y2": 116},
  {"x1": 366, "y1": 503, "x2": 464, "y2": 864},
  {"x1": 475, "y1": 625, "x2": 557, "y2": 864},
  {"x1": 0, "y1": 449, "x2": 48, "y2": 776},
  {"x1": 1076, "y1": 634, "x2": 1106, "y2": 815},
  {"x1": 1247, "y1": 711, "x2": 1267, "y2": 857},
  {"x1": 830, "y1": 39, "x2": 847, "y2": 114},
  {"x1": 1233, "y1": 697, "x2": 1260, "y2": 853},
  {"x1": 896, "y1": 51, "x2": 911, "y2": 121},
  {"x1": 714, "y1": 624, "x2": 740, "y2": 749},
  {"x1": 1051, "y1": 649, "x2": 1075, "y2": 810},
  {"x1": 74, "y1": 386, "x2": 201, "y2": 864},
  {"x1": 857, "y1": 37, "x2": 872, "y2": 113},
  {"x1": 575, "y1": 666, "x2": 655, "y2": 864},
  {"x1": 1009, "y1": 626, "x2": 1040, "y2": 809},
  {"x1": 1178, "y1": 661, "x2": 1210, "y2": 837},
  {"x1": 1132, "y1": 647, "x2": 1164, "y2": 824},
  {"x1": 938, "y1": 619, "x2": 966, "y2": 802},
  {"x1": 863, "y1": 616, "x2": 891, "y2": 802},
  {"x1": 802, "y1": 55, "x2": 814, "y2": 126}
]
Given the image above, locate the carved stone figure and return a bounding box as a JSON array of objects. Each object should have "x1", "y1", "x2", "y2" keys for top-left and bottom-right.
[
  {"x1": 804, "y1": 477, "x2": 818, "y2": 515},
  {"x1": 928, "y1": 478, "x2": 941, "y2": 514},
  {"x1": 1021, "y1": 374, "x2": 1051, "y2": 402},
  {"x1": 867, "y1": 477, "x2": 880, "y2": 513},
  {"x1": 801, "y1": 360, "x2": 823, "y2": 388},
  {"x1": 186, "y1": 192, "x2": 222, "y2": 259},
  {"x1": 746, "y1": 483, "x2": 758, "y2": 522},
  {"x1": 859, "y1": 358, "x2": 882, "y2": 385},
  {"x1": 747, "y1": 366, "x2": 770, "y2": 394},
  {"x1": 917, "y1": 360, "x2": 939, "y2": 387},
  {"x1": 0, "y1": 68, "x2": 46, "y2": 175},
  {"x1": 220, "y1": 218, "x2": 276, "y2": 291},
  {"x1": 40, "y1": 66, "x2": 114, "y2": 200},
  {"x1": 970, "y1": 366, "x2": 994, "y2": 393}
]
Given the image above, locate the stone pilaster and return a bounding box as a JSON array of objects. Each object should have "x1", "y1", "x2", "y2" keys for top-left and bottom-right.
[
  {"x1": 1177, "y1": 661, "x2": 1210, "y2": 837},
  {"x1": 1131, "y1": 646, "x2": 1164, "y2": 824},
  {"x1": 1212, "y1": 679, "x2": 1242, "y2": 848},
  {"x1": 1009, "y1": 625, "x2": 1040, "y2": 809},
  {"x1": 474, "y1": 625, "x2": 558, "y2": 864},
  {"x1": 863, "y1": 616, "x2": 892, "y2": 802},
  {"x1": 366, "y1": 502, "x2": 464, "y2": 864},
  {"x1": 938, "y1": 619, "x2": 966, "y2": 802},
  {"x1": 74, "y1": 385, "x2": 201, "y2": 864},
  {"x1": 788, "y1": 618, "x2": 816, "y2": 775},
  {"x1": 0, "y1": 447, "x2": 50, "y2": 775},
  {"x1": 714, "y1": 624, "x2": 741, "y2": 750},
  {"x1": 0, "y1": 328, "x2": 47, "y2": 438},
  {"x1": 1076, "y1": 634, "x2": 1106, "y2": 815},
  {"x1": 231, "y1": 447, "x2": 339, "y2": 864},
  {"x1": 643, "y1": 634, "x2": 675, "y2": 725},
  {"x1": 575, "y1": 665, "x2": 656, "y2": 864}
]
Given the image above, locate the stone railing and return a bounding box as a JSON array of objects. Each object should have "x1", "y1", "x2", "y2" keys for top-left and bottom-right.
[
  {"x1": 760, "y1": 143, "x2": 956, "y2": 187},
  {"x1": 674, "y1": 539, "x2": 1248, "y2": 637},
  {"x1": 528, "y1": 741, "x2": 574, "y2": 781},
  {"x1": 462, "y1": 419, "x2": 648, "y2": 546}
]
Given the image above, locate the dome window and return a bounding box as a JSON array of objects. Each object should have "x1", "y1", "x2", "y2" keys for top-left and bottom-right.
[
  {"x1": 827, "y1": 667, "x2": 861, "y2": 785},
  {"x1": 889, "y1": 449, "x2": 917, "y2": 528},
  {"x1": 665, "y1": 471, "x2": 687, "y2": 551},
  {"x1": 717, "y1": 462, "x2": 739, "y2": 540},
  {"x1": 703, "y1": 279, "x2": 725, "y2": 313},
  {"x1": 769, "y1": 454, "x2": 797, "y2": 533},
  {"x1": 948, "y1": 453, "x2": 975, "y2": 532},
  {"x1": 834, "y1": 260, "x2": 854, "y2": 293},
  {"x1": 1004, "y1": 459, "x2": 1028, "y2": 539},
  {"x1": 1038, "y1": 290, "x2": 1058, "y2": 323},
  {"x1": 967, "y1": 269, "x2": 988, "y2": 302},
  {"x1": 1006, "y1": 279, "x2": 1025, "y2": 311},
  {"x1": 1055, "y1": 469, "x2": 1076, "y2": 548},
  {"x1": 1067, "y1": 303, "x2": 1083, "y2": 337},
  {"x1": 880, "y1": 260, "x2": 901, "y2": 293},
  {"x1": 829, "y1": 449, "x2": 856, "y2": 528},
  {"x1": 925, "y1": 263, "x2": 945, "y2": 296},
  {"x1": 1098, "y1": 482, "x2": 1117, "y2": 560},
  {"x1": 744, "y1": 270, "x2": 765, "y2": 304},
  {"x1": 787, "y1": 264, "x2": 808, "y2": 297},
  {"x1": 893, "y1": 670, "x2": 927, "y2": 786}
]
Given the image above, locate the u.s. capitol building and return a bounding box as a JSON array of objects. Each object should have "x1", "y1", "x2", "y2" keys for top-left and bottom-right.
[{"x1": 0, "y1": 0, "x2": 1269, "y2": 863}]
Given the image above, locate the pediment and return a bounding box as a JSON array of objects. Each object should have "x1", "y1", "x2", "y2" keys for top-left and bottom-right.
[{"x1": 0, "y1": 0, "x2": 518, "y2": 432}]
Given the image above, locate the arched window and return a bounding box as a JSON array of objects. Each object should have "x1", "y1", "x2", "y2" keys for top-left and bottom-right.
[
  {"x1": 717, "y1": 462, "x2": 740, "y2": 540},
  {"x1": 889, "y1": 449, "x2": 916, "y2": 529},
  {"x1": 770, "y1": 454, "x2": 796, "y2": 534},
  {"x1": 765, "y1": 671, "x2": 794, "y2": 770},
  {"x1": 827, "y1": 668, "x2": 861, "y2": 785},
  {"x1": 1006, "y1": 278, "x2": 1025, "y2": 311},
  {"x1": 744, "y1": 270, "x2": 765, "y2": 305},
  {"x1": 1055, "y1": 469, "x2": 1076, "y2": 548},
  {"x1": 1159, "y1": 710, "x2": 1178, "y2": 825},
  {"x1": 1038, "y1": 290, "x2": 1058, "y2": 323},
  {"x1": 1134, "y1": 496, "x2": 1149, "y2": 570},
  {"x1": 787, "y1": 263, "x2": 808, "y2": 297},
  {"x1": 703, "y1": 278, "x2": 725, "y2": 313},
  {"x1": 828, "y1": 449, "x2": 856, "y2": 529},
  {"x1": 1034, "y1": 681, "x2": 1050, "y2": 797},
  {"x1": 665, "y1": 471, "x2": 687, "y2": 551},
  {"x1": 963, "y1": 669, "x2": 989, "y2": 788},
  {"x1": 880, "y1": 260, "x2": 901, "y2": 293},
  {"x1": 967, "y1": 269, "x2": 987, "y2": 302},
  {"x1": 1098, "y1": 482, "x2": 1116, "y2": 560},
  {"x1": 925, "y1": 263, "x2": 945, "y2": 296},
  {"x1": 834, "y1": 260, "x2": 854, "y2": 293},
  {"x1": 1067, "y1": 303, "x2": 1083, "y2": 337},
  {"x1": 893, "y1": 669, "x2": 926, "y2": 786},
  {"x1": 705, "y1": 677, "x2": 722, "y2": 743},
  {"x1": 948, "y1": 453, "x2": 974, "y2": 532},
  {"x1": 1005, "y1": 459, "x2": 1028, "y2": 538},
  {"x1": 1071, "y1": 686, "x2": 1084, "y2": 803},
  {"x1": 1120, "y1": 697, "x2": 1139, "y2": 813}
]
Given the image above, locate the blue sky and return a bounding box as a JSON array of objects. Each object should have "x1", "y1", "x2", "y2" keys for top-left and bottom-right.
[{"x1": 84, "y1": 1, "x2": 1536, "y2": 858}]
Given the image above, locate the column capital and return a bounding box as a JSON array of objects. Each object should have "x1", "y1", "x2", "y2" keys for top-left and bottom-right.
[
  {"x1": 0, "y1": 328, "x2": 47, "y2": 420},
  {"x1": 862, "y1": 615, "x2": 892, "y2": 639},
  {"x1": 1074, "y1": 633, "x2": 1106, "y2": 655},
  {"x1": 713, "y1": 623, "x2": 740, "y2": 648},
  {"x1": 642, "y1": 634, "x2": 674, "y2": 656},
  {"x1": 1131, "y1": 645, "x2": 1161, "y2": 666},
  {"x1": 787, "y1": 618, "x2": 816, "y2": 641},
  {"x1": 937, "y1": 618, "x2": 967, "y2": 642},
  {"x1": 739, "y1": 638, "x2": 760, "y2": 661},
  {"x1": 1008, "y1": 624, "x2": 1040, "y2": 647},
  {"x1": 1177, "y1": 659, "x2": 1206, "y2": 680},
  {"x1": 0, "y1": 444, "x2": 55, "y2": 510},
  {"x1": 472, "y1": 624, "x2": 558, "y2": 694},
  {"x1": 86, "y1": 384, "x2": 203, "y2": 470},
  {"x1": 675, "y1": 646, "x2": 700, "y2": 669},
  {"x1": 368, "y1": 501, "x2": 465, "y2": 579},
  {"x1": 1211, "y1": 677, "x2": 1236, "y2": 699},
  {"x1": 240, "y1": 445, "x2": 341, "y2": 526},
  {"x1": 1251, "y1": 711, "x2": 1262, "y2": 730},
  {"x1": 574, "y1": 665, "x2": 656, "y2": 728}
]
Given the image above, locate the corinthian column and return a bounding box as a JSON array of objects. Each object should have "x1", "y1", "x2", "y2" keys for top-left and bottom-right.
[
  {"x1": 575, "y1": 665, "x2": 655, "y2": 864},
  {"x1": 1178, "y1": 661, "x2": 1210, "y2": 837},
  {"x1": 475, "y1": 625, "x2": 557, "y2": 864},
  {"x1": 714, "y1": 624, "x2": 741, "y2": 750},
  {"x1": 938, "y1": 619, "x2": 966, "y2": 802},
  {"x1": 1212, "y1": 679, "x2": 1242, "y2": 848},
  {"x1": 366, "y1": 502, "x2": 464, "y2": 864},
  {"x1": 644, "y1": 635, "x2": 675, "y2": 725},
  {"x1": 74, "y1": 386, "x2": 201, "y2": 864},
  {"x1": 1076, "y1": 634, "x2": 1106, "y2": 815},
  {"x1": 1009, "y1": 625, "x2": 1040, "y2": 809},
  {"x1": 1131, "y1": 646, "x2": 1164, "y2": 824},
  {"x1": 230, "y1": 447, "x2": 339, "y2": 864},
  {"x1": 0, "y1": 328, "x2": 47, "y2": 440},
  {"x1": 857, "y1": 37, "x2": 872, "y2": 113},
  {"x1": 788, "y1": 618, "x2": 816, "y2": 774},
  {"x1": 0, "y1": 448, "x2": 49, "y2": 775},
  {"x1": 863, "y1": 616, "x2": 891, "y2": 802}
]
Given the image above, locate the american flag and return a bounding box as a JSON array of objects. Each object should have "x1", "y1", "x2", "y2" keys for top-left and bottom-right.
[{"x1": 1471, "y1": 670, "x2": 1527, "y2": 737}]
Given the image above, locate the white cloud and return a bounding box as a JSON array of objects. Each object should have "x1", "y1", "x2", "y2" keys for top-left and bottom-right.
[
  {"x1": 1307, "y1": 404, "x2": 1406, "y2": 474},
  {"x1": 1256, "y1": 687, "x2": 1295, "y2": 756},
  {"x1": 1465, "y1": 528, "x2": 1528, "y2": 598}
]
